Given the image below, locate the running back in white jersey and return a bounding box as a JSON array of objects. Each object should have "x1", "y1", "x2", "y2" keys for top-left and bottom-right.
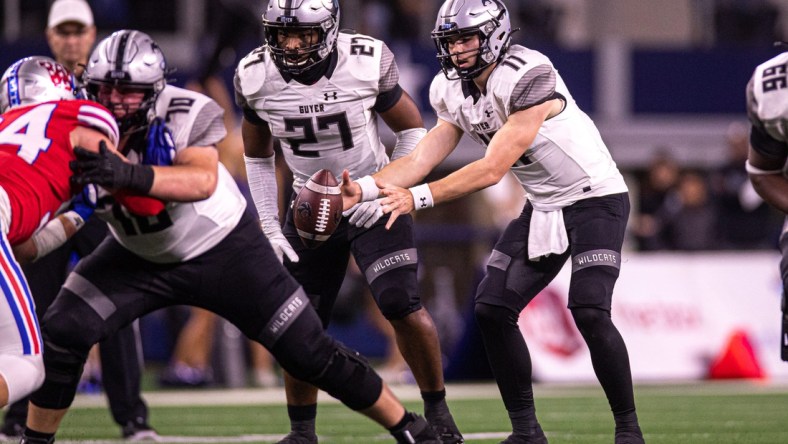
[
  {"x1": 748, "y1": 51, "x2": 788, "y2": 145},
  {"x1": 235, "y1": 31, "x2": 398, "y2": 191},
  {"x1": 430, "y1": 45, "x2": 627, "y2": 210},
  {"x1": 98, "y1": 85, "x2": 246, "y2": 263}
]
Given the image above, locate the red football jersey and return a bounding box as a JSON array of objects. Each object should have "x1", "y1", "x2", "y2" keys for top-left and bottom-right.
[{"x1": 0, "y1": 99, "x2": 118, "y2": 244}]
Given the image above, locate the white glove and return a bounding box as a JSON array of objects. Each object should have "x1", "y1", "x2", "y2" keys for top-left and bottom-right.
[
  {"x1": 343, "y1": 198, "x2": 384, "y2": 229},
  {"x1": 264, "y1": 228, "x2": 299, "y2": 263}
]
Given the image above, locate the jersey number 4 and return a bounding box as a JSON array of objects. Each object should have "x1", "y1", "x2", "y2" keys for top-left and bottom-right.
[
  {"x1": 283, "y1": 112, "x2": 354, "y2": 157},
  {"x1": 0, "y1": 104, "x2": 57, "y2": 164}
]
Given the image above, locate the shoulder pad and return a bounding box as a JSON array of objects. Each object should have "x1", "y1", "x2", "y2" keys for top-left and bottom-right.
[
  {"x1": 235, "y1": 46, "x2": 268, "y2": 95},
  {"x1": 74, "y1": 100, "x2": 120, "y2": 145},
  {"x1": 750, "y1": 52, "x2": 788, "y2": 140}
]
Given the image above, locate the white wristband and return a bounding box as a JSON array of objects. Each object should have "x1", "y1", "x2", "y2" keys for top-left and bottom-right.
[
  {"x1": 409, "y1": 184, "x2": 434, "y2": 210},
  {"x1": 61, "y1": 210, "x2": 86, "y2": 231},
  {"x1": 356, "y1": 175, "x2": 379, "y2": 202},
  {"x1": 30, "y1": 217, "x2": 68, "y2": 261}
]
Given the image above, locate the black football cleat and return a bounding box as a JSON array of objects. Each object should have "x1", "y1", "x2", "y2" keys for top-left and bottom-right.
[
  {"x1": 615, "y1": 427, "x2": 645, "y2": 444},
  {"x1": 426, "y1": 412, "x2": 463, "y2": 444},
  {"x1": 276, "y1": 430, "x2": 318, "y2": 444},
  {"x1": 18, "y1": 432, "x2": 55, "y2": 444},
  {"x1": 391, "y1": 413, "x2": 441, "y2": 444},
  {"x1": 499, "y1": 424, "x2": 548, "y2": 444}
]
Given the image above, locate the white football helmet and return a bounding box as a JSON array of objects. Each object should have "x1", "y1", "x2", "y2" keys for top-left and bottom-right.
[
  {"x1": 432, "y1": 0, "x2": 513, "y2": 80},
  {"x1": 83, "y1": 29, "x2": 168, "y2": 131},
  {"x1": 262, "y1": 0, "x2": 340, "y2": 75},
  {"x1": 0, "y1": 56, "x2": 75, "y2": 113}
]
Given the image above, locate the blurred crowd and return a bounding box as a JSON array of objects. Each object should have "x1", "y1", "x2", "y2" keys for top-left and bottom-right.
[{"x1": 629, "y1": 123, "x2": 783, "y2": 252}]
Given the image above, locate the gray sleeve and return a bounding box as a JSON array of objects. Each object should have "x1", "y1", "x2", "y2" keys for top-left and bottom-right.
[
  {"x1": 188, "y1": 100, "x2": 227, "y2": 147},
  {"x1": 378, "y1": 43, "x2": 400, "y2": 93},
  {"x1": 233, "y1": 68, "x2": 249, "y2": 110},
  {"x1": 746, "y1": 75, "x2": 760, "y2": 127},
  {"x1": 509, "y1": 64, "x2": 557, "y2": 113}
]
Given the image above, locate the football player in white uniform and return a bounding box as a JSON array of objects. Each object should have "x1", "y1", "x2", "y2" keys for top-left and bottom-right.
[
  {"x1": 343, "y1": 1, "x2": 645, "y2": 443},
  {"x1": 746, "y1": 50, "x2": 788, "y2": 362},
  {"x1": 236, "y1": 1, "x2": 462, "y2": 443},
  {"x1": 21, "y1": 30, "x2": 441, "y2": 444}
]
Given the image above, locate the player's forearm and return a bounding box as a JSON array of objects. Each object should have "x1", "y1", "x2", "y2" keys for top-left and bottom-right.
[
  {"x1": 430, "y1": 157, "x2": 505, "y2": 205},
  {"x1": 375, "y1": 121, "x2": 460, "y2": 187},
  {"x1": 148, "y1": 164, "x2": 218, "y2": 201},
  {"x1": 750, "y1": 174, "x2": 788, "y2": 214},
  {"x1": 15, "y1": 213, "x2": 84, "y2": 264}
]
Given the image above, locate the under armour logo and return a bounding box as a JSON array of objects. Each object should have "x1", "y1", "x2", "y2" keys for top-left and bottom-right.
[
  {"x1": 419, "y1": 197, "x2": 427, "y2": 208},
  {"x1": 484, "y1": 110, "x2": 493, "y2": 118},
  {"x1": 324, "y1": 92, "x2": 338, "y2": 100}
]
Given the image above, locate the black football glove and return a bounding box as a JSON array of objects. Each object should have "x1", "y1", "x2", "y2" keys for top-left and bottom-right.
[{"x1": 70, "y1": 140, "x2": 154, "y2": 193}]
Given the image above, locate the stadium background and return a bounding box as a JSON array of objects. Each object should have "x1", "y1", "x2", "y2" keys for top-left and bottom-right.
[{"x1": 1, "y1": 0, "x2": 788, "y2": 393}]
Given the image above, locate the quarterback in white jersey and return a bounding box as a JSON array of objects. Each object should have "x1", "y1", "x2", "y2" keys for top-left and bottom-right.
[
  {"x1": 236, "y1": 1, "x2": 462, "y2": 443},
  {"x1": 24, "y1": 30, "x2": 440, "y2": 444},
  {"x1": 746, "y1": 50, "x2": 788, "y2": 362},
  {"x1": 344, "y1": 1, "x2": 644, "y2": 443}
]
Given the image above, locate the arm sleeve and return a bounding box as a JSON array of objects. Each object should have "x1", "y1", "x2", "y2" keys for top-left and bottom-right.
[{"x1": 509, "y1": 64, "x2": 559, "y2": 113}]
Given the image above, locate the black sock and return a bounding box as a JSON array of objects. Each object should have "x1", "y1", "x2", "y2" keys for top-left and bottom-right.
[
  {"x1": 387, "y1": 411, "x2": 415, "y2": 433},
  {"x1": 421, "y1": 389, "x2": 448, "y2": 419},
  {"x1": 287, "y1": 404, "x2": 317, "y2": 434},
  {"x1": 22, "y1": 427, "x2": 55, "y2": 443},
  {"x1": 509, "y1": 407, "x2": 539, "y2": 436},
  {"x1": 614, "y1": 409, "x2": 641, "y2": 432}
]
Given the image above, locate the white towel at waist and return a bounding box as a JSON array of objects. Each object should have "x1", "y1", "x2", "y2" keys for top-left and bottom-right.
[{"x1": 528, "y1": 209, "x2": 568, "y2": 261}]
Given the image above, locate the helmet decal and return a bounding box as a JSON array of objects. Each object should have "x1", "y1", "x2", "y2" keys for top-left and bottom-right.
[{"x1": 0, "y1": 56, "x2": 75, "y2": 113}]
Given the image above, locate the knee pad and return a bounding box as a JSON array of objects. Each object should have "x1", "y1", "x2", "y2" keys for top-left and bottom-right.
[
  {"x1": 474, "y1": 302, "x2": 517, "y2": 331},
  {"x1": 41, "y1": 291, "x2": 105, "y2": 352},
  {"x1": 570, "y1": 307, "x2": 612, "y2": 338},
  {"x1": 568, "y1": 266, "x2": 619, "y2": 310},
  {"x1": 0, "y1": 353, "x2": 44, "y2": 404},
  {"x1": 29, "y1": 340, "x2": 88, "y2": 410},
  {"x1": 310, "y1": 342, "x2": 383, "y2": 411},
  {"x1": 370, "y1": 270, "x2": 420, "y2": 320}
]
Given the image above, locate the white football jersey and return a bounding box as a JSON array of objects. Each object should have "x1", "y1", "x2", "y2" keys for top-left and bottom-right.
[
  {"x1": 430, "y1": 45, "x2": 627, "y2": 210},
  {"x1": 235, "y1": 32, "x2": 397, "y2": 191},
  {"x1": 748, "y1": 51, "x2": 788, "y2": 144},
  {"x1": 99, "y1": 85, "x2": 246, "y2": 263}
]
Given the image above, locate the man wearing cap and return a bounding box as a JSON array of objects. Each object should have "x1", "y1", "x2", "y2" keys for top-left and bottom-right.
[
  {"x1": 0, "y1": 1, "x2": 158, "y2": 441},
  {"x1": 46, "y1": 0, "x2": 96, "y2": 77}
]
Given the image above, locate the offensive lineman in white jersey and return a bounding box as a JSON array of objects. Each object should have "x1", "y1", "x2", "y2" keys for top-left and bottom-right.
[
  {"x1": 235, "y1": 2, "x2": 462, "y2": 443},
  {"x1": 746, "y1": 50, "x2": 788, "y2": 362},
  {"x1": 343, "y1": 1, "x2": 645, "y2": 443},
  {"x1": 21, "y1": 30, "x2": 442, "y2": 444}
]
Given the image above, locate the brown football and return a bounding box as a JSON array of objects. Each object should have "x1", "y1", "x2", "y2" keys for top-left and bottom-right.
[{"x1": 293, "y1": 169, "x2": 343, "y2": 248}]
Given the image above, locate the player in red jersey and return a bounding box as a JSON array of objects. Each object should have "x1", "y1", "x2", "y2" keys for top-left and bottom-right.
[{"x1": 0, "y1": 55, "x2": 119, "y2": 408}]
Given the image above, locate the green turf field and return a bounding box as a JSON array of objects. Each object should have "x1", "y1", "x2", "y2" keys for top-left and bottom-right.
[{"x1": 14, "y1": 381, "x2": 788, "y2": 443}]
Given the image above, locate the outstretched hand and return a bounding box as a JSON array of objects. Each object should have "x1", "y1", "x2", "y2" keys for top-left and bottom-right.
[
  {"x1": 340, "y1": 170, "x2": 362, "y2": 212},
  {"x1": 379, "y1": 185, "x2": 415, "y2": 230}
]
